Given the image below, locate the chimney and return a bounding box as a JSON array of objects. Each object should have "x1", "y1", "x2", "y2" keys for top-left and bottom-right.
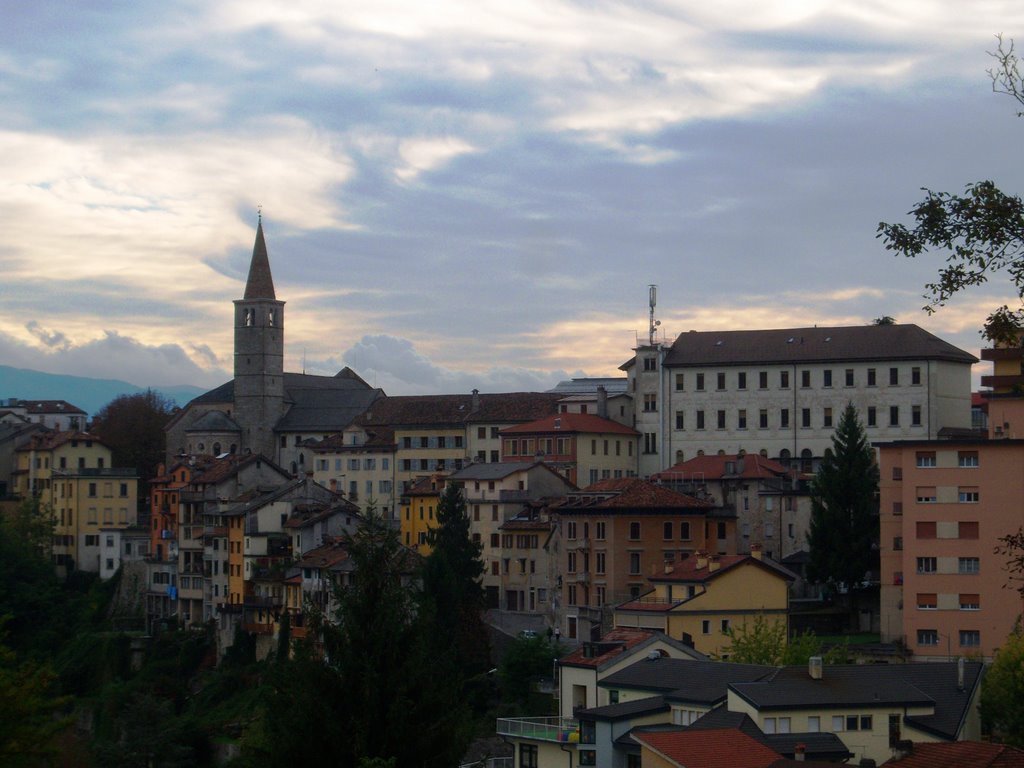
[
  {"x1": 957, "y1": 657, "x2": 964, "y2": 691},
  {"x1": 695, "y1": 550, "x2": 708, "y2": 569},
  {"x1": 471, "y1": 388, "x2": 480, "y2": 412},
  {"x1": 750, "y1": 543, "x2": 763, "y2": 561},
  {"x1": 794, "y1": 744, "x2": 806, "y2": 762},
  {"x1": 808, "y1": 656, "x2": 823, "y2": 680},
  {"x1": 708, "y1": 555, "x2": 721, "y2": 572},
  {"x1": 597, "y1": 386, "x2": 608, "y2": 419}
]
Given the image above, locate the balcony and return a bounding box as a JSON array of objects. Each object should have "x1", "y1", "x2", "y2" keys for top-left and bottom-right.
[
  {"x1": 981, "y1": 347, "x2": 1024, "y2": 361},
  {"x1": 495, "y1": 717, "x2": 578, "y2": 744},
  {"x1": 981, "y1": 374, "x2": 1024, "y2": 389},
  {"x1": 498, "y1": 489, "x2": 531, "y2": 502}
]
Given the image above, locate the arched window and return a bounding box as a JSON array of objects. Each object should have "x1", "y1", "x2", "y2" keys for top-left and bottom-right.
[
  {"x1": 268, "y1": 309, "x2": 276, "y2": 326},
  {"x1": 197, "y1": 442, "x2": 205, "y2": 452},
  {"x1": 759, "y1": 449, "x2": 768, "y2": 457},
  {"x1": 291, "y1": 462, "x2": 298, "y2": 475},
  {"x1": 230, "y1": 444, "x2": 237, "y2": 454},
  {"x1": 801, "y1": 448, "x2": 813, "y2": 473},
  {"x1": 213, "y1": 442, "x2": 221, "y2": 455},
  {"x1": 244, "y1": 308, "x2": 253, "y2": 327}
]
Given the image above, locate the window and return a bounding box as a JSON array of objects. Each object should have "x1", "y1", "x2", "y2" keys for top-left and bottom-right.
[
  {"x1": 759, "y1": 409, "x2": 768, "y2": 429},
  {"x1": 696, "y1": 373, "x2": 705, "y2": 391},
  {"x1": 780, "y1": 370, "x2": 790, "y2": 389},
  {"x1": 763, "y1": 717, "x2": 791, "y2": 734},
  {"x1": 737, "y1": 410, "x2": 747, "y2": 429},
  {"x1": 801, "y1": 370, "x2": 811, "y2": 388},
  {"x1": 912, "y1": 366, "x2": 921, "y2": 385},
  {"x1": 916, "y1": 451, "x2": 936, "y2": 467},
  {"x1": 716, "y1": 372, "x2": 726, "y2": 390},
  {"x1": 595, "y1": 552, "x2": 606, "y2": 574},
  {"x1": 643, "y1": 356, "x2": 657, "y2": 371},
  {"x1": 737, "y1": 372, "x2": 747, "y2": 390},
  {"x1": 701, "y1": 619, "x2": 711, "y2": 634},
  {"x1": 958, "y1": 488, "x2": 979, "y2": 503},
  {"x1": 801, "y1": 408, "x2": 811, "y2": 428},
  {"x1": 717, "y1": 410, "x2": 726, "y2": 429},
  {"x1": 759, "y1": 371, "x2": 768, "y2": 389},
  {"x1": 823, "y1": 369, "x2": 833, "y2": 388},
  {"x1": 916, "y1": 593, "x2": 937, "y2": 609},
  {"x1": 867, "y1": 368, "x2": 877, "y2": 386},
  {"x1": 960, "y1": 630, "x2": 981, "y2": 647},
  {"x1": 889, "y1": 405, "x2": 899, "y2": 426},
  {"x1": 720, "y1": 619, "x2": 730, "y2": 633},
  {"x1": 780, "y1": 408, "x2": 789, "y2": 428},
  {"x1": 823, "y1": 407, "x2": 833, "y2": 428},
  {"x1": 917, "y1": 557, "x2": 937, "y2": 574},
  {"x1": 675, "y1": 373, "x2": 685, "y2": 391},
  {"x1": 807, "y1": 716, "x2": 820, "y2": 733},
  {"x1": 644, "y1": 433, "x2": 657, "y2": 453},
  {"x1": 958, "y1": 451, "x2": 979, "y2": 467},
  {"x1": 893, "y1": 536, "x2": 903, "y2": 551},
  {"x1": 918, "y1": 628, "x2": 939, "y2": 645},
  {"x1": 663, "y1": 522, "x2": 673, "y2": 540},
  {"x1": 596, "y1": 522, "x2": 606, "y2": 539},
  {"x1": 912, "y1": 405, "x2": 922, "y2": 426},
  {"x1": 629, "y1": 522, "x2": 640, "y2": 540},
  {"x1": 643, "y1": 393, "x2": 657, "y2": 412},
  {"x1": 88, "y1": 482, "x2": 97, "y2": 497},
  {"x1": 845, "y1": 368, "x2": 854, "y2": 386},
  {"x1": 867, "y1": 406, "x2": 877, "y2": 427},
  {"x1": 679, "y1": 521, "x2": 690, "y2": 540},
  {"x1": 960, "y1": 593, "x2": 980, "y2": 610},
  {"x1": 916, "y1": 521, "x2": 936, "y2": 539},
  {"x1": 696, "y1": 410, "x2": 705, "y2": 430},
  {"x1": 889, "y1": 367, "x2": 899, "y2": 385},
  {"x1": 675, "y1": 411, "x2": 685, "y2": 429},
  {"x1": 959, "y1": 557, "x2": 980, "y2": 574},
  {"x1": 916, "y1": 487, "x2": 936, "y2": 503},
  {"x1": 959, "y1": 521, "x2": 979, "y2": 539},
  {"x1": 629, "y1": 552, "x2": 641, "y2": 575},
  {"x1": 519, "y1": 744, "x2": 538, "y2": 768}
]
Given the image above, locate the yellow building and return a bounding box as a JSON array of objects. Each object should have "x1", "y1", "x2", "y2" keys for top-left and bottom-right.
[
  {"x1": 399, "y1": 473, "x2": 446, "y2": 553},
  {"x1": 15, "y1": 431, "x2": 137, "y2": 575},
  {"x1": 613, "y1": 547, "x2": 794, "y2": 657}
]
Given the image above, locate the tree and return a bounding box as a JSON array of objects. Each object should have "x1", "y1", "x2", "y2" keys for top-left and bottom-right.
[
  {"x1": 0, "y1": 636, "x2": 70, "y2": 767},
  {"x1": 499, "y1": 634, "x2": 561, "y2": 713},
  {"x1": 806, "y1": 404, "x2": 879, "y2": 591},
  {"x1": 420, "y1": 482, "x2": 490, "y2": 678},
  {"x1": 995, "y1": 527, "x2": 1024, "y2": 595},
  {"x1": 91, "y1": 390, "x2": 177, "y2": 485},
  {"x1": 980, "y1": 624, "x2": 1024, "y2": 746},
  {"x1": 878, "y1": 36, "x2": 1024, "y2": 343},
  {"x1": 251, "y1": 508, "x2": 470, "y2": 768},
  {"x1": 720, "y1": 614, "x2": 847, "y2": 666}
]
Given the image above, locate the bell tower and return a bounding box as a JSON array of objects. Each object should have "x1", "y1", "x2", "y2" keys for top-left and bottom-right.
[{"x1": 233, "y1": 216, "x2": 285, "y2": 457}]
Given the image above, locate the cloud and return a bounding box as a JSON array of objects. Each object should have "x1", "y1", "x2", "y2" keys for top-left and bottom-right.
[
  {"x1": 307, "y1": 334, "x2": 569, "y2": 395},
  {"x1": 0, "y1": 328, "x2": 228, "y2": 388}
]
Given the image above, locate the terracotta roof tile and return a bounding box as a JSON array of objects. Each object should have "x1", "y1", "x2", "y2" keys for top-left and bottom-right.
[
  {"x1": 501, "y1": 412, "x2": 638, "y2": 436},
  {"x1": 556, "y1": 478, "x2": 712, "y2": 510},
  {"x1": 654, "y1": 453, "x2": 793, "y2": 482},
  {"x1": 883, "y1": 741, "x2": 1024, "y2": 767},
  {"x1": 635, "y1": 727, "x2": 784, "y2": 768},
  {"x1": 558, "y1": 628, "x2": 660, "y2": 668}
]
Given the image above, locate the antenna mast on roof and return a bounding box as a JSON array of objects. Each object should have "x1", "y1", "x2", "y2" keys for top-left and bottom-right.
[{"x1": 648, "y1": 285, "x2": 661, "y2": 345}]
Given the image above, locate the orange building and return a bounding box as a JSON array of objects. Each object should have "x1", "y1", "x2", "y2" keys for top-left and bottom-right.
[
  {"x1": 877, "y1": 394, "x2": 1024, "y2": 660},
  {"x1": 552, "y1": 477, "x2": 735, "y2": 641}
]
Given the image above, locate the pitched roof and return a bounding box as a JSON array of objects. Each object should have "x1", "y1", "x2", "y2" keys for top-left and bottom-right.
[
  {"x1": 20, "y1": 400, "x2": 87, "y2": 416},
  {"x1": 356, "y1": 392, "x2": 562, "y2": 429},
  {"x1": 640, "y1": 553, "x2": 797, "y2": 586},
  {"x1": 501, "y1": 412, "x2": 638, "y2": 436},
  {"x1": 184, "y1": 410, "x2": 241, "y2": 433},
  {"x1": 558, "y1": 628, "x2": 705, "y2": 669},
  {"x1": 555, "y1": 478, "x2": 713, "y2": 512},
  {"x1": 635, "y1": 727, "x2": 785, "y2": 768},
  {"x1": 599, "y1": 657, "x2": 775, "y2": 706},
  {"x1": 654, "y1": 453, "x2": 794, "y2": 482},
  {"x1": 730, "y1": 661, "x2": 983, "y2": 740},
  {"x1": 16, "y1": 430, "x2": 107, "y2": 452},
  {"x1": 547, "y1": 377, "x2": 629, "y2": 395},
  {"x1": 882, "y1": 741, "x2": 1024, "y2": 767},
  {"x1": 243, "y1": 219, "x2": 276, "y2": 300},
  {"x1": 578, "y1": 695, "x2": 670, "y2": 721},
  {"x1": 660, "y1": 324, "x2": 976, "y2": 367}
]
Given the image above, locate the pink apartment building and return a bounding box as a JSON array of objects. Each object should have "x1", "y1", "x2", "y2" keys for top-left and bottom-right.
[{"x1": 877, "y1": 394, "x2": 1024, "y2": 660}]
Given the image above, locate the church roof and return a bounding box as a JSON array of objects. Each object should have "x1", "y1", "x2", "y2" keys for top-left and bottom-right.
[
  {"x1": 243, "y1": 219, "x2": 276, "y2": 300},
  {"x1": 184, "y1": 410, "x2": 241, "y2": 433}
]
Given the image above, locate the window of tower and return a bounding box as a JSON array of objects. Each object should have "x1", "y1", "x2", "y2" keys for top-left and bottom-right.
[
  {"x1": 244, "y1": 309, "x2": 253, "y2": 326},
  {"x1": 268, "y1": 309, "x2": 275, "y2": 326}
]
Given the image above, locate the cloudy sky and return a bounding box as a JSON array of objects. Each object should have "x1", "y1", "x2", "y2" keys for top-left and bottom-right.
[{"x1": 2, "y1": 2, "x2": 1023, "y2": 396}]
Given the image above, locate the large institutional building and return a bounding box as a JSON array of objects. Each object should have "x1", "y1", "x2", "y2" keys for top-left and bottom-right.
[{"x1": 626, "y1": 323, "x2": 977, "y2": 477}]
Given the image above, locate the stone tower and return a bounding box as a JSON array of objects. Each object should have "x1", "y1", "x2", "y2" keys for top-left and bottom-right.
[{"x1": 233, "y1": 218, "x2": 286, "y2": 458}]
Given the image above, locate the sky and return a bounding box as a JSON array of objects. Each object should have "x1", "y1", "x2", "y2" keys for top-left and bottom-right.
[{"x1": 2, "y1": 2, "x2": 1024, "y2": 396}]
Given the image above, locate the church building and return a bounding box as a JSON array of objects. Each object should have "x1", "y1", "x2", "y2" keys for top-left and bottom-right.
[{"x1": 165, "y1": 219, "x2": 383, "y2": 473}]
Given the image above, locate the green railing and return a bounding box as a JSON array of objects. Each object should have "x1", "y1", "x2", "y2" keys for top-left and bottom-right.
[{"x1": 495, "y1": 717, "x2": 579, "y2": 743}]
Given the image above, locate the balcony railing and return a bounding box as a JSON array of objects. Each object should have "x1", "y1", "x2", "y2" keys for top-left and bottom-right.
[{"x1": 495, "y1": 717, "x2": 578, "y2": 744}]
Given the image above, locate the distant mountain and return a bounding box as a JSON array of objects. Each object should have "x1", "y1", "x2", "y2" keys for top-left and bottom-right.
[{"x1": 0, "y1": 365, "x2": 210, "y2": 417}]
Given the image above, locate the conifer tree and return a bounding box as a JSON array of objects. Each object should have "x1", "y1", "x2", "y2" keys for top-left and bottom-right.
[{"x1": 806, "y1": 404, "x2": 879, "y2": 591}]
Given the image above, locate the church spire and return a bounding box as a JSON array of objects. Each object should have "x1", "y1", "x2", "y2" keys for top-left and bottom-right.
[{"x1": 244, "y1": 217, "x2": 276, "y2": 300}]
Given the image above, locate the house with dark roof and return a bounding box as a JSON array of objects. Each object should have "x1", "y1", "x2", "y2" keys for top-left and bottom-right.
[
  {"x1": 0, "y1": 398, "x2": 88, "y2": 431},
  {"x1": 614, "y1": 547, "x2": 796, "y2": 657},
  {"x1": 626, "y1": 323, "x2": 977, "y2": 477},
  {"x1": 165, "y1": 219, "x2": 384, "y2": 473},
  {"x1": 726, "y1": 659, "x2": 984, "y2": 765},
  {"x1": 549, "y1": 478, "x2": 734, "y2": 641}
]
